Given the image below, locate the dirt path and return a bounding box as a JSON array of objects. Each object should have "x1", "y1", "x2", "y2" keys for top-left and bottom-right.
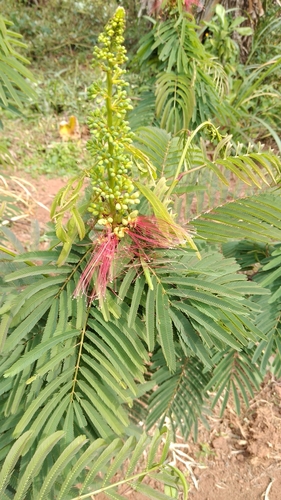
[{"x1": 2, "y1": 171, "x2": 66, "y2": 247}]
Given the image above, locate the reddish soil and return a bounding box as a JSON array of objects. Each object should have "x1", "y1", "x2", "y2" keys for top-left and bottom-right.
[
  {"x1": 187, "y1": 378, "x2": 281, "y2": 500},
  {"x1": 3, "y1": 173, "x2": 281, "y2": 500},
  {"x1": 1, "y1": 171, "x2": 66, "y2": 247}
]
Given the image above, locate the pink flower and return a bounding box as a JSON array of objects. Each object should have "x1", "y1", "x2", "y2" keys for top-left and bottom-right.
[
  {"x1": 184, "y1": 0, "x2": 202, "y2": 12},
  {"x1": 127, "y1": 215, "x2": 185, "y2": 251},
  {"x1": 73, "y1": 229, "x2": 119, "y2": 302},
  {"x1": 74, "y1": 216, "x2": 187, "y2": 303},
  {"x1": 149, "y1": 0, "x2": 202, "y2": 15}
]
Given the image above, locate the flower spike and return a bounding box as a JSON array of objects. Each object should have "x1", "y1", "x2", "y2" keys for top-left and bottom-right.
[{"x1": 74, "y1": 7, "x2": 198, "y2": 305}]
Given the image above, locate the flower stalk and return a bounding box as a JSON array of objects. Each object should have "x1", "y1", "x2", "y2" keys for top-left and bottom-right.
[
  {"x1": 87, "y1": 7, "x2": 139, "y2": 231},
  {"x1": 74, "y1": 7, "x2": 195, "y2": 304}
]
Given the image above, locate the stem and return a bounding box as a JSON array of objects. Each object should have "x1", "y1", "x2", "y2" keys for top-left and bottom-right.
[
  {"x1": 58, "y1": 247, "x2": 93, "y2": 402},
  {"x1": 106, "y1": 69, "x2": 115, "y2": 215},
  {"x1": 0, "y1": 246, "x2": 17, "y2": 257},
  {"x1": 178, "y1": 163, "x2": 207, "y2": 176},
  {"x1": 164, "y1": 121, "x2": 216, "y2": 201},
  {"x1": 55, "y1": 247, "x2": 92, "y2": 298},
  {"x1": 70, "y1": 463, "x2": 164, "y2": 500},
  {"x1": 0, "y1": 245, "x2": 36, "y2": 267},
  {"x1": 70, "y1": 304, "x2": 91, "y2": 403}
]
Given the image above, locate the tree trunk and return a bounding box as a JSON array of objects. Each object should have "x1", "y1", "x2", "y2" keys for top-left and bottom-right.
[
  {"x1": 220, "y1": 0, "x2": 264, "y2": 18},
  {"x1": 224, "y1": 0, "x2": 264, "y2": 59}
]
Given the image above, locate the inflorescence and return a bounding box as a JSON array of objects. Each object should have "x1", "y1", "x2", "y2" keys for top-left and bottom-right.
[
  {"x1": 74, "y1": 7, "x2": 191, "y2": 303},
  {"x1": 87, "y1": 7, "x2": 140, "y2": 238}
]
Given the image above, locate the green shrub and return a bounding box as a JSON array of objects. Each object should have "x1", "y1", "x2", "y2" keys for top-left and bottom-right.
[
  {"x1": 132, "y1": 2, "x2": 281, "y2": 151},
  {"x1": 1, "y1": 6, "x2": 281, "y2": 499}
]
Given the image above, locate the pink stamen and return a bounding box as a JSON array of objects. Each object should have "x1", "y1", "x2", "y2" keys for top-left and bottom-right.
[
  {"x1": 128, "y1": 215, "x2": 186, "y2": 249},
  {"x1": 74, "y1": 216, "x2": 187, "y2": 302},
  {"x1": 74, "y1": 230, "x2": 119, "y2": 301}
]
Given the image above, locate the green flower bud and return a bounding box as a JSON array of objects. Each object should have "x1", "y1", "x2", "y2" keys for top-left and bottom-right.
[
  {"x1": 86, "y1": 7, "x2": 140, "y2": 231},
  {"x1": 97, "y1": 218, "x2": 107, "y2": 226}
]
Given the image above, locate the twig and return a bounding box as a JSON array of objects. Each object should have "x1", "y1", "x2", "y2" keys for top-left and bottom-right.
[{"x1": 262, "y1": 478, "x2": 274, "y2": 500}]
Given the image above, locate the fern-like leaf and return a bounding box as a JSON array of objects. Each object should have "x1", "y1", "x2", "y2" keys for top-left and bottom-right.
[
  {"x1": 146, "y1": 352, "x2": 210, "y2": 440},
  {"x1": 0, "y1": 428, "x2": 188, "y2": 500},
  {"x1": 205, "y1": 347, "x2": 262, "y2": 416}
]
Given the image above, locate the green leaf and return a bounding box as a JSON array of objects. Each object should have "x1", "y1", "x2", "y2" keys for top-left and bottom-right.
[
  {"x1": 156, "y1": 283, "x2": 176, "y2": 371},
  {"x1": 4, "y1": 330, "x2": 79, "y2": 378},
  {"x1": 103, "y1": 436, "x2": 136, "y2": 483},
  {"x1": 37, "y1": 435, "x2": 88, "y2": 500},
  {"x1": 78, "y1": 379, "x2": 126, "y2": 435},
  {"x1": 128, "y1": 275, "x2": 146, "y2": 328},
  {"x1": 147, "y1": 429, "x2": 164, "y2": 469},
  {"x1": 79, "y1": 367, "x2": 128, "y2": 424},
  {"x1": 146, "y1": 276, "x2": 157, "y2": 351},
  {"x1": 1, "y1": 53, "x2": 35, "y2": 82},
  {"x1": 71, "y1": 206, "x2": 86, "y2": 240},
  {"x1": 42, "y1": 299, "x2": 59, "y2": 340},
  {"x1": 167, "y1": 288, "x2": 246, "y2": 314},
  {"x1": 14, "y1": 251, "x2": 61, "y2": 262},
  {"x1": 173, "y1": 302, "x2": 242, "y2": 349},
  {"x1": 117, "y1": 268, "x2": 137, "y2": 304},
  {"x1": 83, "y1": 338, "x2": 137, "y2": 395},
  {"x1": 89, "y1": 314, "x2": 146, "y2": 377},
  {"x1": 79, "y1": 399, "x2": 112, "y2": 438},
  {"x1": 11, "y1": 285, "x2": 60, "y2": 327},
  {"x1": 135, "y1": 482, "x2": 176, "y2": 499},
  {"x1": 0, "y1": 431, "x2": 33, "y2": 497},
  {"x1": 162, "y1": 277, "x2": 242, "y2": 298},
  {"x1": 29, "y1": 345, "x2": 76, "y2": 382},
  {"x1": 40, "y1": 393, "x2": 71, "y2": 438},
  {"x1": 13, "y1": 432, "x2": 65, "y2": 500},
  {"x1": 56, "y1": 290, "x2": 68, "y2": 334},
  {"x1": 3, "y1": 298, "x2": 53, "y2": 353},
  {"x1": 9, "y1": 277, "x2": 64, "y2": 321},
  {"x1": 126, "y1": 433, "x2": 149, "y2": 478},
  {"x1": 0, "y1": 314, "x2": 11, "y2": 353},
  {"x1": 73, "y1": 438, "x2": 123, "y2": 497},
  {"x1": 5, "y1": 265, "x2": 71, "y2": 282},
  {"x1": 56, "y1": 438, "x2": 107, "y2": 499},
  {"x1": 13, "y1": 369, "x2": 73, "y2": 437},
  {"x1": 170, "y1": 308, "x2": 212, "y2": 368}
]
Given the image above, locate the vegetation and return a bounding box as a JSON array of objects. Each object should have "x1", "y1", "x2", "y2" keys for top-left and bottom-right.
[
  {"x1": 131, "y1": 1, "x2": 281, "y2": 149},
  {"x1": 1, "y1": 0, "x2": 281, "y2": 498}
]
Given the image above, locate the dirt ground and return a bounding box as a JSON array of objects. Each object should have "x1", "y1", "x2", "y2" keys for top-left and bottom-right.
[
  {"x1": 1, "y1": 171, "x2": 66, "y2": 246},
  {"x1": 187, "y1": 377, "x2": 281, "y2": 500},
  {"x1": 2, "y1": 173, "x2": 281, "y2": 500}
]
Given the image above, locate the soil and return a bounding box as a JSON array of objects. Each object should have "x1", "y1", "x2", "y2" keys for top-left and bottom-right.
[
  {"x1": 1, "y1": 171, "x2": 66, "y2": 247},
  {"x1": 186, "y1": 377, "x2": 281, "y2": 500},
  {"x1": 3, "y1": 173, "x2": 281, "y2": 500}
]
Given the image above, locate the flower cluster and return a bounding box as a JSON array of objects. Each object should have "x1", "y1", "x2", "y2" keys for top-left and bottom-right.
[
  {"x1": 74, "y1": 214, "x2": 185, "y2": 303},
  {"x1": 87, "y1": 7, "x2": 140, "y2": 230},
  {"x1": 74, "y1": 7, "x2": 191, "y2": 305}
]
